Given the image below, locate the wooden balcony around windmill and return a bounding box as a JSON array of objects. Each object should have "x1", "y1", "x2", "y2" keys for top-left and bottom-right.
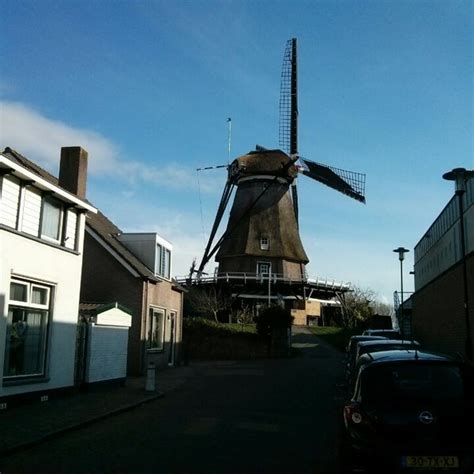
[{"x1": 177, "y1": 271, "x2": 350, "y2": 294}]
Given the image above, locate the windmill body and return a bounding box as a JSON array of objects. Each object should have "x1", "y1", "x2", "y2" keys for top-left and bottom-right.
[{"x1": 216, "y1": 149, "x2": 308, "y2": 279}]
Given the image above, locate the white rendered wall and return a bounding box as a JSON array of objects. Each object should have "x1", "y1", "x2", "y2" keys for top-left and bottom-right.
[
  {"x1": 118, "y1": 232, "x2": 173, "y2": 279},
  {"x1": 0, "y1": 214, "x2": 86, "y2": 397}
]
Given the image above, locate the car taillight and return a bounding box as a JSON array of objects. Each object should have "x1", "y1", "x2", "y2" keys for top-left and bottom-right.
[{"x1": 344, "y1": 403, "x2": 365, "y2": 425}]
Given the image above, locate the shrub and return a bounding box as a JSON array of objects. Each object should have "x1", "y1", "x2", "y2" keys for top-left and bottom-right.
[
  {"x1": 182, "y1": 317, "x2": 266, "y2": 360},
  {"x1": 254, "y1": 305, "x2": 293, "y2": 338}
]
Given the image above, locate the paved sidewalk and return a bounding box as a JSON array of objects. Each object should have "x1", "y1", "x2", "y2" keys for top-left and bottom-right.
[{"x1": 0, "y1": 364, "x2": 195, "y2": 458}]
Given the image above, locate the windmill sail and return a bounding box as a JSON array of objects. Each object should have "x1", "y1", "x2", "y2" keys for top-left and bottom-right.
[
  {"x1": 279, "y1": 38, "x2": 299, "y2": 224},
  {"x1": 300, "y1": 157, "x2": 366, "y2": 203},
  {"x1": 279, "y1": 38, "x2": 298, "y2": 155}
]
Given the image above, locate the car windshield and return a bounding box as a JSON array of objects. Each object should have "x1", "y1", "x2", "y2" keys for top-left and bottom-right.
[
  {"x1": 368, "y1": 330, "x2": 399, "y2": 338},
  {"x1": 361, "y1": 363, "x2": 467, "y2": 404}
]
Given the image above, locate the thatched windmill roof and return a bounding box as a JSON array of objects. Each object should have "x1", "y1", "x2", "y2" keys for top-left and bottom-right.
[
  {"x1": 229, "y1": 149, "x2": 298, "y2": 181},
  {"x1": 216, "y1": 149, "x2": 308, "y2": 264}
]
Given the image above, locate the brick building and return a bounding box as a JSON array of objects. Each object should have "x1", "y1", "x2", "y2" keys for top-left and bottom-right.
[
  {"x1": 81, "y1": 214, "x2": 185, "y2": 375},
  {"x1": 412, "y1": 173, "x2": 473, "y2": 357}
]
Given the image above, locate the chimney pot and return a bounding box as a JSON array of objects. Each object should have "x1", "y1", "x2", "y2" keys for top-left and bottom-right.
[{"x1": 59, "y1": 147, "x2": 88, "y2": 198}]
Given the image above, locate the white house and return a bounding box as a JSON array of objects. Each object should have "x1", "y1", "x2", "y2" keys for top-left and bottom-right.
[{"x1": 0, "y1": 146, "x2": 96, "y2": 402}]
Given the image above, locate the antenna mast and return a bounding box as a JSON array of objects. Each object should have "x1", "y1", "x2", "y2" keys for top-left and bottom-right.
[{"x1": 227, "y1": 117, "x2": 232, "y2": 164}]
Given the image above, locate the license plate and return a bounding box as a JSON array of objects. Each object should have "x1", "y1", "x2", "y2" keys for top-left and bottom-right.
[{"x1": 403, "y1": 456, "x2": 459, "y2": 469}]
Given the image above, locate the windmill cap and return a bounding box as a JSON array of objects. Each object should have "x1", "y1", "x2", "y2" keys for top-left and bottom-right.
[{"x1": 230, "y1": 149, "x2": 298, "y2": 180}]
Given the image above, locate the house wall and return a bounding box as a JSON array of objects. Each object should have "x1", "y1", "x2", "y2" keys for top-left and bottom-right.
[
  {"x1": 414, "y1": 180, "x2": 474, "y2": 290},
  {"x1": 144, "y1": 280, "x2": 183, "y2": 370},
  {"x1": 291, "y1": 300, "x2": 323, "y2": 326},
  {"x1": 80, "y1": 232, "x2": 143, "y2": 375},
  {"x1": 411, "y1": 252, "x2": 474, "y2": 356},
  {"x1": 0, "y1": 176, "x2": 80, "y2": 250},
  {"x1": 118, "y1": 233, "x2": 173, "y2": 277},
  {"x1": 0, "y1": 221, "x2": 85, "y2": 397}
]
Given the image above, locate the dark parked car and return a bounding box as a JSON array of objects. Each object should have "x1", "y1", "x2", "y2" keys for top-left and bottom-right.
[
  {"x1": 362, "y1": 329, "x2": 401, "y2": 339},
  {"x1": 346, "y1": 335, "x2": 389, "y2": 354},
  {"x1": 347, "y1": 340, "x2": 421, "y2": 388},
  {"x1": 344, "y1": 336, "x2": 388, "y2": 382},
  {"x1": 342, "y1": 350, "x2": 474, "y2": 473}
]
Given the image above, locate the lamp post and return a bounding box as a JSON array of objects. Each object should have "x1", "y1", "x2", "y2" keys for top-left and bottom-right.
[
  {"x1": 393, "y1": 247, "x2": 410, "y2": 337},
  {"x1": 443, "y1": 168, "x2": 474, "y2": 360}
]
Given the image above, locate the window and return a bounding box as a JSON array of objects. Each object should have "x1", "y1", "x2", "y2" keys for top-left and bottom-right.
[
  {"x1": 163, "y1": 248, "x2": 171, "y2": 279},
  {"x1": 361, "y1": 364, "x2": 464, "y2": 405},
  {"x1": 147, "y1": 308, "x2": 165, "y2": 351},
  {"x1": 3, "y1": 279, "x2": 51, "y2": 379},
  {"x1": 10, "y1": 281, "x2": 28, "y2": 302},
  {"x1": 155, "y1": 244, "x2": 171, "y2": 279},
  {"x1": 155, "y1": 244, "x2": 163, "y2": 275},
  {"x1": 41, "y1": 196, "x2": 63, "y2": 241},
  {"x1": 257, "y1": 262, "x2": 271, "y2": 276},
  {"x1": 260, "y1": 237, "x2": 269, "y2": 251}
]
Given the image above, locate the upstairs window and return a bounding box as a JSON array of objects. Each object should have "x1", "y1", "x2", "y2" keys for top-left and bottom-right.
[
  {"x1": 41, "y1": 196, "x2": 63, "y2": 242},
  {"x1": 155, "y1": 244, "x2": 171, "y2": 279},
  {"x1": 260, "y1": 237, "x2": 269, "y2": 251}
]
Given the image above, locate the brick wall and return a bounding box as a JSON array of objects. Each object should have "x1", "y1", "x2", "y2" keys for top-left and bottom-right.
[
  {"x1": 85, "y1": 325, "x2": 129, "y2": 383},
  {"x1": 80, "y1": 232, "x2": 143, "y2": 374},
  {"x1": 144, "y1": 280, "x2": 184, "y2": 369},
  {"x1": 412, "y1": 252, "x2": 474, "y2": 357}
]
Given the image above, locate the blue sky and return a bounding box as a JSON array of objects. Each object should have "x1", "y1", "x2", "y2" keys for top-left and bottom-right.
[{"x1": 1, "y1": 0, "x2": 472, "y2": 303}]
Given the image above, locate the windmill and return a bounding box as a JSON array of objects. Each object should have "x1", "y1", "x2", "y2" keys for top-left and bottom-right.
[{"x1": 195, "y1": 38, "x2": 366, "y2": 295}]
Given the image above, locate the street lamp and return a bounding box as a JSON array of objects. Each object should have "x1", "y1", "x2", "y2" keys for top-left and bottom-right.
[
  {"x1": 393, "y1": 247, "x2": 410, "y2": 337},
  {"x1": 443, "y1": 168, "x2": 474, "y2": 360}
]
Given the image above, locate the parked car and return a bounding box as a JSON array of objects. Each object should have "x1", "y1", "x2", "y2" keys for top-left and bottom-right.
[
  {"x1": 347, "y1": 340, "x2": 421, "y2": 390},
  {"x1": 346, "y1": 335, "x2": 389, "y2": 354},
  {"x1": 362, "y1": 329, "x2": 401, "y2": 339},
  {"x1": 344, "y1": 336, "x2": 388, "y2": 381},
  {"x1": 342, "y1": 350, "x2": 474, "y2": 473}
]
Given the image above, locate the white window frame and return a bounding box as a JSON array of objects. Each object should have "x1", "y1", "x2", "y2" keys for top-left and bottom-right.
[
  {"x1": 40, "y1": 195, "x2": 64, "y2": 243},
  {"x1": 147, "y1": 306, "x2": 165, "y2": 352},
  {"x1": 260, "y1": 236, "x2": 269, "y2": 251},
  {"x1": 9, "y1": 280, "x2": 29, "y2": 304},
  {"x1": 4, "y1": 278, "x2": 52, "y2": 380},
  {"x1": 155, "y1": 244, "x2": 172, "y2": 280},
  {"x1": 257, "y1": 261, "x2": 271, "y2": 277}
]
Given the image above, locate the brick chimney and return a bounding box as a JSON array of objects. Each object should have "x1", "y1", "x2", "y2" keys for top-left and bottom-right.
[{"x1": 58, "y1": 147, "x2": 88, "y2": 199}]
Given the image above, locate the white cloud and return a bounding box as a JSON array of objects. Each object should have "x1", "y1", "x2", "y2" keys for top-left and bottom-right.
[
  {"x1": 0, "y1": 100, "x2": 220, "y2": 193},
  {"x1": 0, "y1": 101, "x2": 119, "y2": 173}
]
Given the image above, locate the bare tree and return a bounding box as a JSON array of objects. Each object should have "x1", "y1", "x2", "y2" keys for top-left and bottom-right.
[
  {"x1": 370, "y1": 300, "x2": 394, "y2": 317},
  {"x1": 338, "y1": 286, "x2": 395, "y2": 328},
  {"x1": 338, "y1": 286, "x2": 376, "y2": 329},
  {"x1": 185, "y1": 286, "x2": 232, "y2": 322}
]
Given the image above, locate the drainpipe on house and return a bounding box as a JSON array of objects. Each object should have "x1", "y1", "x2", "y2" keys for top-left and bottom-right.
[{"x1": 140, "y1": 278, "x2": 149, "y2": 376}]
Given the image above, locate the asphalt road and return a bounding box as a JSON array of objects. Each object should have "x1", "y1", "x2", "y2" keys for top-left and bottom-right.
[{"x1": 1, "y1": 328, "x2": 345, "y2": 474}]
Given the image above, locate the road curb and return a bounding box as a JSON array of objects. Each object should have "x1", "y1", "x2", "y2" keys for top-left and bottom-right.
[{"x1": 0, "y1": 391, "x2": 163, "y2": 459}]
